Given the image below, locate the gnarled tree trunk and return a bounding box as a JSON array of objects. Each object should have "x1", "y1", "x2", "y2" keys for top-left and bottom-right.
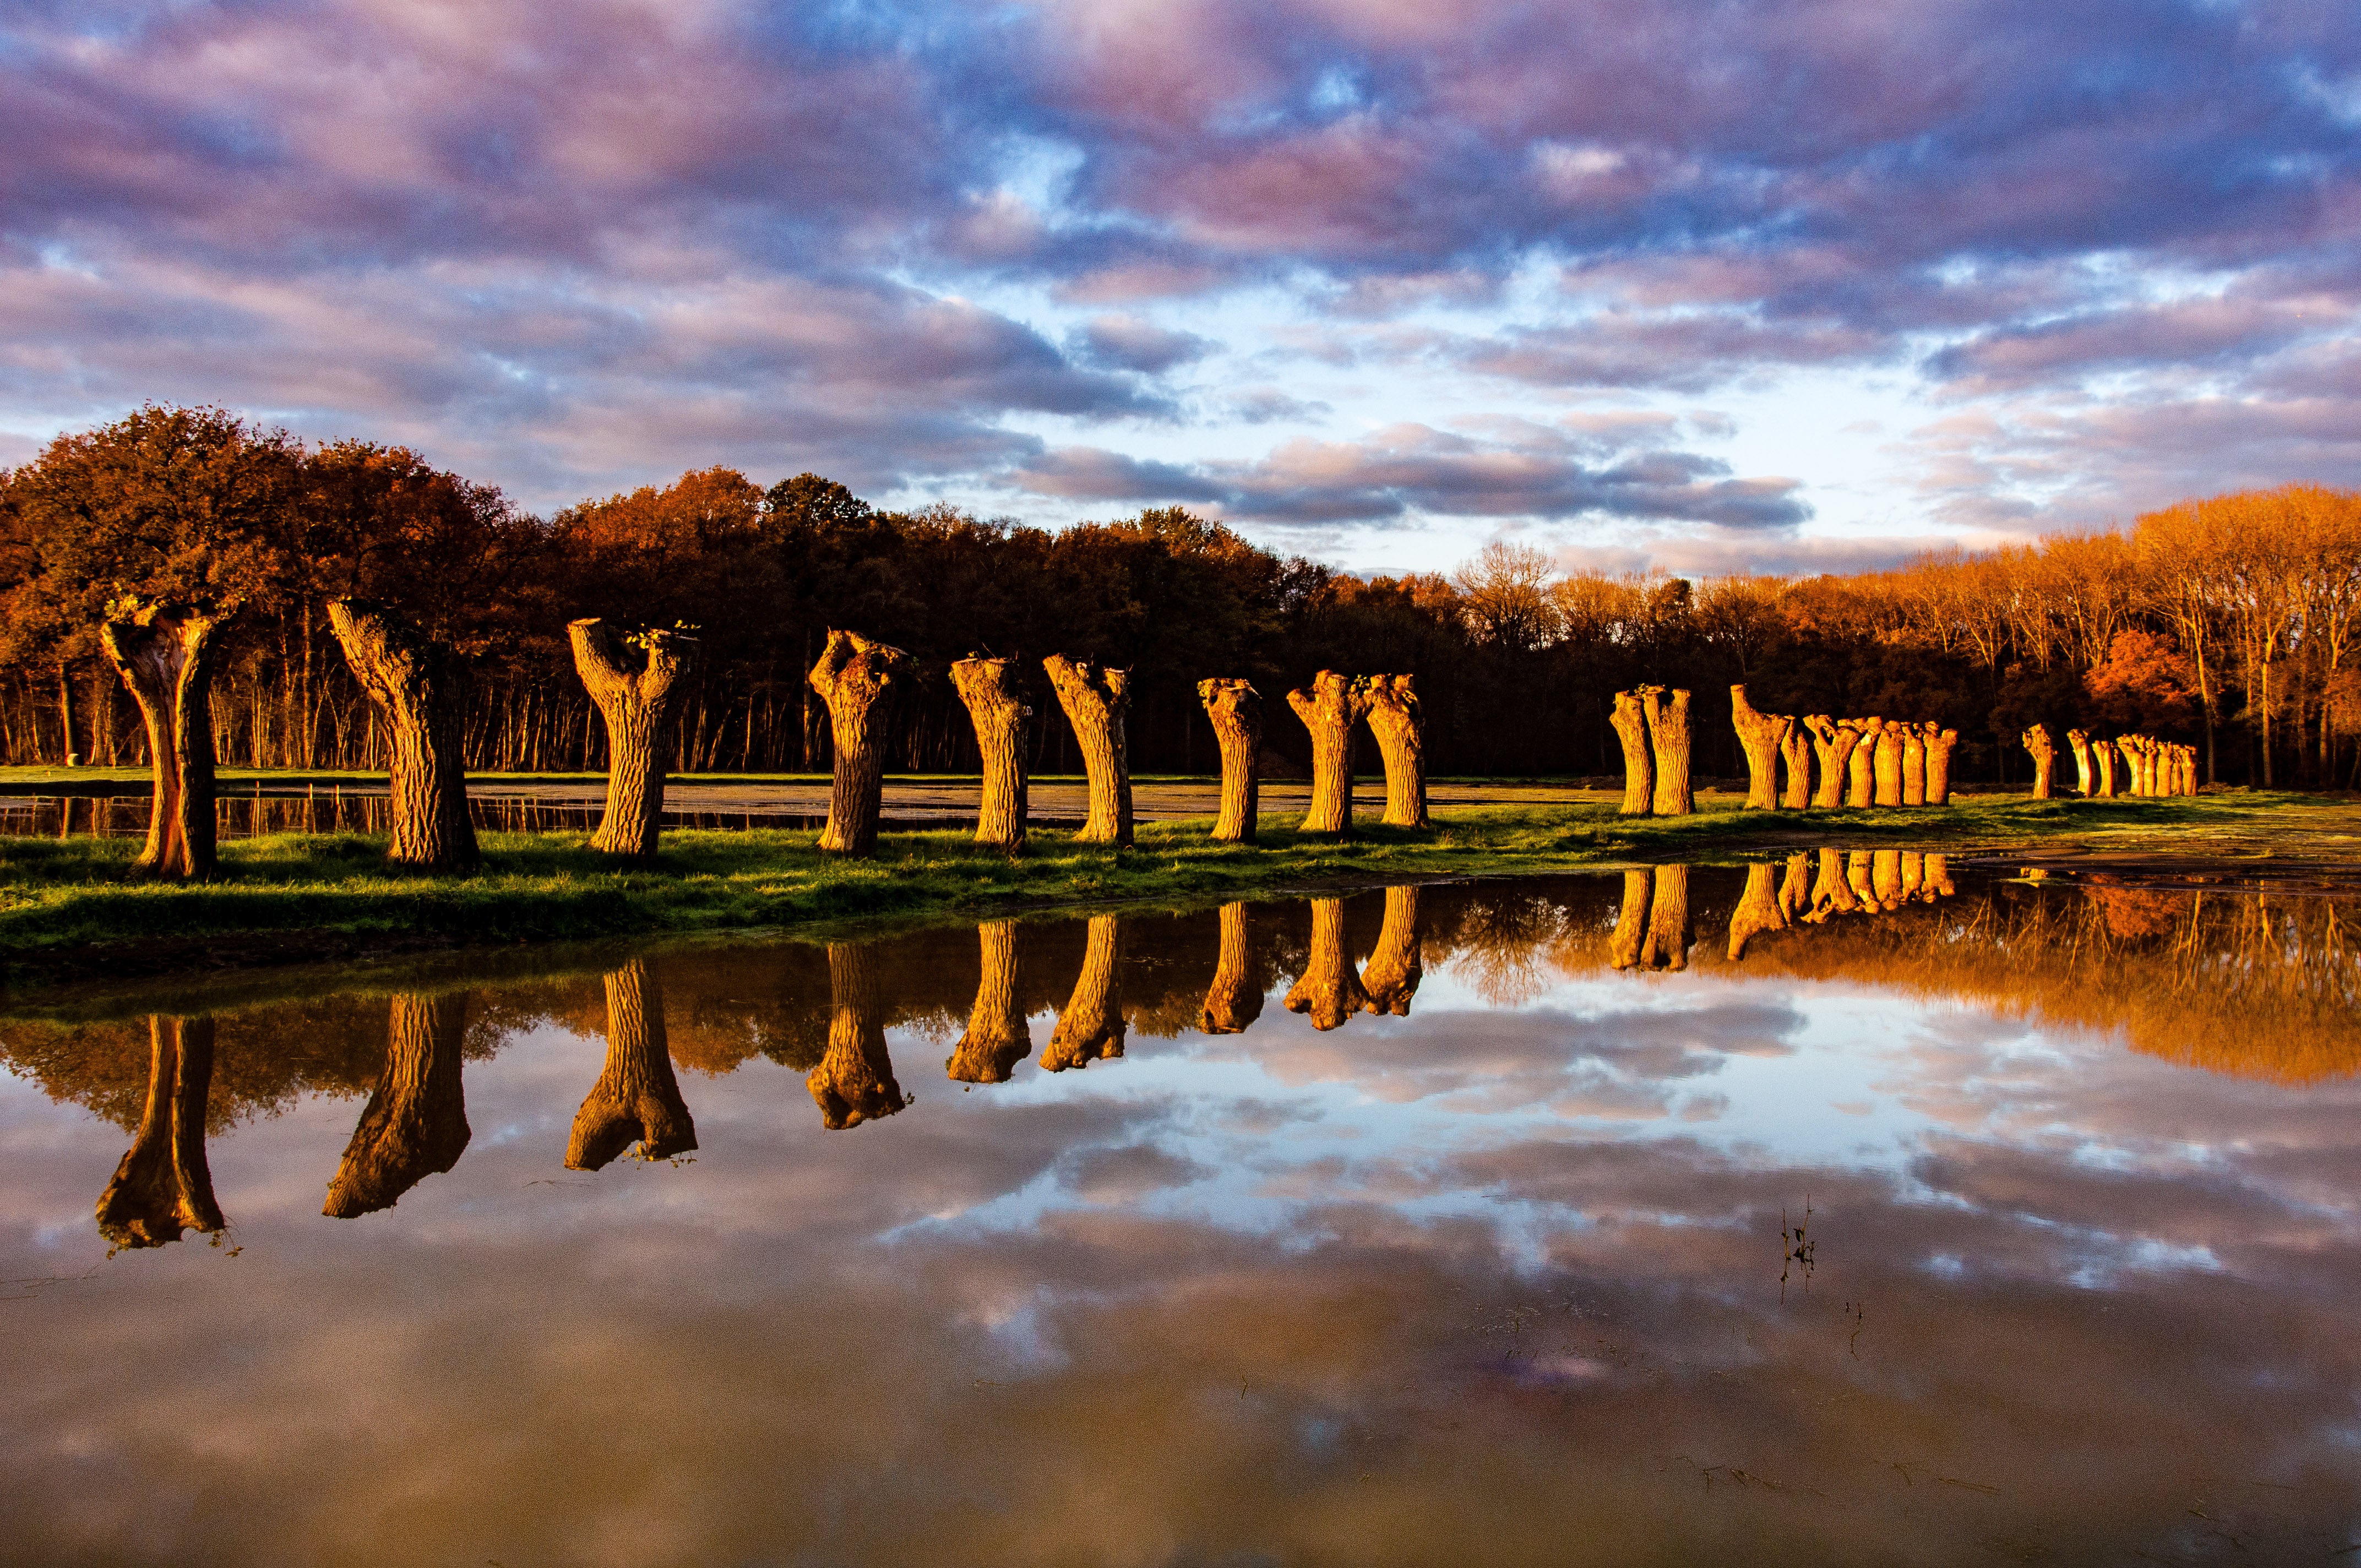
[
  {"x1": 1044, "y1": 655, "x2": 1134, "y2": 846},
  {"x1": 1900, "y1": 725, "x2": 1927, "y2": 805},
  {"x1": 948, "y1": 921, "x2": 1030, "y2": 1083},
  {"x1": 99, "y1": 600, "x2": 226, "y2": 880},
  {"x1": 1780, "y1": 727, "x2": 1813, "y2": 810},
  {"x1": 1872, "y1": 725, "x2": 1905, "y2": 807},
  {"x1": 1199, "y1": 901, "x2": 1265, "y2": 1035},
  {"x1": 324, "y1": 991, "x2": 471, "y2": 1217},
  {"x1": 568, "y1": 958, "x2": 697, "y2": 1167},
  {"x1": 570, "y1": 618, "x2": 699, "y2": 861},
  {"x1": 953, "y1": 657, "x2": 1029, "y2": 852},
  {"x1": 1288, "y1": 671, "x2": 1372, "y2": 836},
  {"x1": 1364, "y1": 674, "x2": 1429, "y2": 827},
  {"x1": 1611, "y1": 869, "x2": 1653, "y2": 968},
  {"x1": 330, "y1": 600, "x2": 478, "y2": 873},
  {"x1": 1804, "y1": 715, "x2": 1857, "y2": 809},
  {"x1": 2092, "y1": 737, "x2": 2119, "y2": 797},
  {"x1": 1044, "y1": 913, "x2": 1125, "y2": 1070},
  {"x1": 2023, "y1": 725, "x2": 2057, "y2": 799},
  {"x1": 1359, "y1": 884, "x2": 1422, "y2": 1016},
  {"x1": 811, "y1": 942, "x2": 908, "y2": 1126},
  {"x1": 1640, "y1": 864, "x2": 1691, "y2": 970},
  {"x1": 1844, "y1": 719, "x2": 1879, "y2": 807},
  {"x1": 1730, "y1": 685, "x2": 1789, "y2": 811},
  {"x1": 1611, "y1": 690, "x2": 1653, "y2": 816},
  {"x1": 1197, "y1": 678, "x2": 1262, "y2": 843},
  {"x1": 811, "y1": 631, "x2": 914, "y2": 857},
  {"x1": 1727, "y1": 861, "x2": 1791, "y2": 960},
  {"x1": 96, "y1": 1016, "x2": 224, "y2": 1248},
  {"x1": 1924, "y1": 726, "x2": 1959, "y2": 805},
  {"x1": 1284, "y1": 897, "x2": 1369, "y2": 1028},
  {"x1": 1641, "y1": 687, "x2": 1694, "y2": 816},
  {"x1": 2066, "y1": 729, "x2": 2095, "y2": 798},
  {"x1": 1807, "y1": 846, "x2": 1857, "y2": 921}
]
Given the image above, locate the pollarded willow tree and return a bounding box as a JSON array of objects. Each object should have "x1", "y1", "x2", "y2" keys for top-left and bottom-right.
[
  {"x1": 1364, "y1": 673, "x2": 1429, "y2": 828},
  {"x1": 952, "y1": 657, "x2": 1029, "y2": 852},
  {"x1": 1873, "y1": 723, "x2": 1905, "y2": 807},
  {"x1": 1641, "y1": 864, "x2": 1693, "y2": 971},
  {"x1": 1196, "y1": 677, "x2": 1262, "y2": 843},
  {"x1": 1900, "y1": 725, "x2": 1927, "y2": 805},
  {"x1": 1043, "y1": 914, "x2": 1126, "y2": 1071},
  {"x1": 1611, "y1": 868, "x2": 1653, "y2": 971},
  {"x1": 811, "y1": 943, "x2": 907, "y2": 1127},
  {"x1": 1803, "y1": 716, "x2": 1857, "y2": 809},
  {"x1": 570, "y1": 619, "x2": 699, "y2": 860},
  {"x1": 1780, "y1": 727, "x2": 1813, "y2": 810},
  {"x1": 1284, "y1": 897, "x2": 1370, "y2": 1030},
  {"x1": 100, "y1": 601, "x2": 229, "y2": 879},
  {"x1": 567, "y1": 958, "x2": 697, "y2": 1169},
  {"x1": 2066, "y1": 729, "x2": 2096, "y2": 797},
  {"x1": 1641, "y1": 686, "x2": 1694, "y2": 816},
  {"x1": 947, "y1": 921, "x2": 1031, "y2": 1084},
  {"x1": 329, "y1": 599, "x2": 479, "y2": 873},
  {"x1": 810, "y1": 630, "x2": 914, "y2": 857},
  {"x1": 1611, "y1": 690, "x2": 1655, "y2": 816},
  {"x1": 2092, "y1": 734, "x2": 2119, "y2": 797},
  {"x1": 1924, "y1": 726, "x2": 1960, "y2": 804},
  {"x1": 1359, "y1": 884, "x2": 1423, "y2": 1016},
  {"x1": 96, "y1": 1015, "x2": 224, "y2": 1249},
  {"x1": 1845, "y1": 718, "x2": 1880, "y2": 807},
  {"x1": 1044, "y1": 654, "x2": 1134, "y2": 846},
  {"x1": 1289, "y1": 670, "x2": 1374, "y2": 836},
  {"x1": 323, "y1": 992, "x2": 470, "y2": 1218},
  {"x1": 1199, "y1": 902, "x2": 1265, "y2": 1035},
  {"x1": 2023, "y1": 725, "x2": 2058, "y2": 798},
  {"x1": 1727, "y1": 862, "x2": 1792, "y2": 960},
  {"x1": 1731, "y1": 685, "x2": 1790, "y2": 811}
]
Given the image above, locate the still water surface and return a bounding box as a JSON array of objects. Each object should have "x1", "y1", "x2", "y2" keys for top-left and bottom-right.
[{"x1": 3, "y1": 859, "x2": 2358, "y2": 1564}]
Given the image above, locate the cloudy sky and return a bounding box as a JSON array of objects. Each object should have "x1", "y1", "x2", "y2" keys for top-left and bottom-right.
[{"x1": 3, "y1": 1, "x2": 2357, "y2": 574}]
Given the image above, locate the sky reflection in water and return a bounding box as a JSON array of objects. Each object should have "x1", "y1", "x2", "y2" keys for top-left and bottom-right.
[{"x1": 2, "y1": 861, "x2": 2358, "y2": 1565}]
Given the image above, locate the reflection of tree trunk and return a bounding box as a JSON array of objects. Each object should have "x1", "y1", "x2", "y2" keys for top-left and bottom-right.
[
  {"x1": 1924, "y1": 853, "x2": 1956, "y2": 897},
  {"x1": 1872, "y1": 850, "x2": 1903, "y2": 909},
  {"x1": 99, "y1": 601, "x2": 226, "y2": 879},
  {"x1": 1900, "y1": 852, "x2": 1925, "y2": 902},
  {"x1": 96, "y1": 1017, "x2": 224, "y2": 1248},
  {"x1": 1806, "y1": 847, "x2": 1856, "y2": 921},
  {"x1": 324, "y1": 992, "x2": 471, "y2": 1217},
  {"x1": 810, "y1": 943, "x2": 909, "y2": 1125},
  {"x1": 1045, "y1": 655, "x2": 1133, "y2": 845},
  {"x1": 1778, "y1": 851, "x2": 1812, "y2": 921},
  {"x1": 1641, "y1": 687, "x2": 1694, "y2": 816},
  {"x1": 1873, "y1": 725, "x2": 1904, "y2": 807},
  {"x1": 1359, "y1": 885, "x2": 1423, "y2": 1016},
  {"x1": 568, "y1": 959, "x2": 698, "y2": 1167},
  {"x1": 1611, "y1": 690, "x2": 1653, "y2": 816},
  {"x1": 1727, "y1": 862, "x2": 1791, "y2": 959},
  {"x1": 1846, "y1": 850, "x2": 1878, "y2": 909},
  {"x1": 1641, "y1": 865, "x2": 1691, "y2": 970},
  {"x1": 1045, "y1": 914, "x2": 1126, "y2": 1069},
  {"x1": 1804, "y1": 716, "x2": 1857, "y2": 809},
  {"x1": 570, "y1": 618, "x2": 698, "y2": 861},
  {"x1": 330, "y1": 600, "x2": 480, "y2": 872},
  {"x1": 1611, "y1": 869, "x2": 1652, "y2": 968},
  {"x1": 948, "y1": 921, "x2": 1031, "y2": 1083},
  {"x1": 1731, "y1": 685, "x2": 1788, "y2": 810},
  {"x1": 812, "y1": 631, "x2": 913, "y2": 857},
  {"x1": 1924, "y1": 727, "x2": 1959, "y2": 805},
  {"x1": 1197, "y1": 678, "x2": 1262, "y2": 843},
  {"x1": 1199, "y1": 901, "x2": 1264, "y2": 1035},
  {"x1": 2023, "y1": 725, "x2": 2057, "y2": 799},
  {"x1": 1780, "y1": 727, "x2": 1813, "y2": 810},
  {"x1": 1900, "y1": 725, "x2": 1927, "y2": 805},
  {"x1": 1285, "y1": 897, "x2": 1369, "y2": 1027},
  {"x1": 1288, "y1": 671, "x2": 1371, "y2": 836},
  {"x1": 2066, "y1": 729, "x2": 2094, "y2": 798},
  {"x1": 953, "y1": 658, "x2": 1029, "y2": 852},
  {"x1": 1364, "y1": 675, "x2": 1429, "y2": 827}
]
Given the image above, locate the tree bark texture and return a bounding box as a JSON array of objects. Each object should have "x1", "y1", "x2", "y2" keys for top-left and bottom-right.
[
  {"x1": 2023, "y1": 725, "x2": 2056, "y2": 799},
  {"x1": 1873, "y1": 725, "x2": 1905, "y2": 807},
  {"x1": 1900, "y1": 725, "x2": 1927, "y2": 805},
  {"x1": 1780, "y1": 727, "x2": 1813, "y2": 810},
  {"x1": 1924, "y1": 727, "x2": 1960, "y2": 805},
  {"x1": 1043, "y1": 914, "x2": 1125, "y2": 1070},
  {"x1": 324, "y1": 991, "x2": 471, "y2": 1217},
  {"x1": 2066, "y1": 729, "x2": 2095, "y2": 797},
  {"x1": 953, "y1": 657, "x2": 1029, "y2": 852},
  {"x1": 2093, "y1": 738, "x2": 2119, "y2": 797},
  {"x1": 1611, "y1": 869, "x2": 1652, "y2": 969},
  {"x1": 811, "y1": 630, "x2": 914, "y2": 857},
  {"x1": 1729, "y1": 685, "x2": 1789, "y2": 811},
  {"x1": 1288, "y1": 671, "x2": 1372, "y2": 836},
  {"x1": 1199, "y1": 901, "x2": 1265, "y2": 1035},
  {"x1": 810, "y1": 942, "x2": 907, "y2": 1127},
  {"x1": 1364, "y1": 674, "x2": 1429, "y2": 827},
  {"x1": 1641, "y1": 687, "x2": 1695, "y2": 816},
  {"x1": 1359, "y1": 884, "x2": 1423, "y2": 1016},
  {"x1": 569, "y1": 618, "x2": 699, "y2": 861},
  {"x1": 96, "y1": 1016, "x2": 224, "y2": 1248},
  {"x1": 947, "y1": 921, "x2": 1030, "y2": 1083},
  {"x1": 1283, "y1": 897, "x2": 1369, "y2": 1029},
  {"x1": 1804, "y1": 716, "x2": 1857, "y2": 809},
  {"x1": 1611, "y1": 690, "x2": 1654, "y2": 816},
  {"x1": 1197, "y1": 678, "x2": 1262, "y2": 843},
  {"x1": 1044, "y1": 655, "x2": 1134, "y2": 846},
  {"x1": 329, "y1": 600, "x2": 480, "y2": 873},
  {"x1": 568, "y1": 958, "x2": 698, "y2": 1167},
  {"x1": 1727, "y1": 861, "x2": 1791, "y2": 960},
  {"x1": 99, "y1": 601, "x2": 225, "y2": 879},
  {"x1": 1845, "y1": 719, "x2": 1880, "y2": 807},
  {"x1": 1640, "y1": 864, "x2": 1691, "y2": 970}
]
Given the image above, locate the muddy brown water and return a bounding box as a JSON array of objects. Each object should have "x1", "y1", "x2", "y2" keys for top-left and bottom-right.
[{"x1": 3, "y1": 861, "x2": 2358, "y2": 1564}]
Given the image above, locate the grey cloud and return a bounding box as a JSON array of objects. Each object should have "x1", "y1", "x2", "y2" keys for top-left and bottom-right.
[{"x1": 1073, "y1": 314, "x2": 1218, "y2": 374}]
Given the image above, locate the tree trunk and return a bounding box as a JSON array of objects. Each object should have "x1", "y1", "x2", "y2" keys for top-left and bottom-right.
[
  {"x1": 96, "y1": 1016, "x2": 224, "y2": 1248},
  {"x1": 1199, "y1": 901, "x2": 1265, "y2": 1035},
  {"x1": 1640, "y1": 864, "x2": 1691, "y2": 970},
  {"x1": 1924, "y1": 727, "x2": 1959, "y2": 805},
  {"x1": 324, "y1": 992, "x2": 470, "y2": 1217},
  {"x1": 1924, "y1": 853, "x2": 1956, "y2": 897},
  {"x1": 1900, "y1": 851, "x2": 1925, "y2": 902},
  {"x1": 1611, "y1": 690, "x2": 1654, "y2": 816},
  {"x1": 1845, "y1": 719, "x2": 1879, "y2": 807},
  {"x1": 1780, "y1": 727, "x2": 1813, "y2": 810},
  {"x1": 948, "y1": 921, "x2": 1031, "y2": 1082},
  {"x1": 567, "y1": 958, "x2": 697, "y2": 1167},
  {"x1": 1641, "y1": 687, "x2": 1694, "y2": 816},
  {"x1": 2066, "y1": 729, "x2": 2095, "y2": 797},
  {"x1": 1364, "y1": 674, "x2": 1429, "y2": 827},
  {"x1": 1043, "y1": 913, "x2": 1125, "y2": 1070},
  {"x1": 1900, "y1": 725, "x2": 1928, "y2": 805},
  {"x1": 1729, "y1": 685, "x2": 1789, "y2": 810},
  {"x1": 329, "y1": 600, "x2": 479, "y2": 873},
  {"x1": 1846, "y1": 850, "x2": 1878, "y2": 909},
  {"x1": 2092, "y1": 737, "x2": 2118, "y2": 797},
  {"x1": 809, "y1": 943, "x2": 909, "y2": 1125},
  {"x1": 953, "y1": 657, "x2": 1029, "y2": 852},
  {"x1": 1287, "y1": 670, "x2": 1371, "y2": 836},
  {"x1": 2022, "y1": 725, "x2": 2056, "y2": 799},
  {"x1": 1804, "y1": 846, "x2": 1855, "y2": 921},
  {"x1": 1283, "y1": 897, "x2": 1369, "y2": 1029},
  {"x1": 1872, "y1": 850, "x2": 1904, "y2": 908},
  {"x1": 1727, "y1": 861, "x2": 1792, "y2": 960},
  {"x1": 1803, "y1": 715, "x2": 1857, "y2": 809},
  {"x1": 570, "y1": 619, "x2": 699, "y2": 861},
  {"x1": 1197, "y1": 678, "x2": 1262, "y2": 842},
  {"x1": 1872, "y1": 725, "x2": 1904, "y2": 806},
  {"x1": 1359, "y1": 884, "x2": 1423, "y2": 1016},
  {"x1": 1611, "y1": 868, "x2": 1652, "y2": 968},
  {"x1": 1044, "y1": 655, "x2": 1134, "y2": 846},
  {"x1": 1778, "y1": 850, "x2": 1812, "y2": 922},
  {"x1": 99, "y1": 600, "x2": 226, "y2": 879},
  {"x1": 810, "y1": 630, "x2": 913, "y2": 857},
  {"x1": 57, "y1": 662, "x2": 78, "y2": 765}
]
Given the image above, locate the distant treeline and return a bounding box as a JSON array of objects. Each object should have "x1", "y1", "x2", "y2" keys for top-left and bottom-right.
[{"x1": 3, "y1": 406, "x2": 2358, "y2": 786}]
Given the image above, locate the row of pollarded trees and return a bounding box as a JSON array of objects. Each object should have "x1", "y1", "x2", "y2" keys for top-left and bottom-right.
[
  {"x1": 1729, "y1": 686, "x2": 1961, "y2": 811},
  {"x1": 2021, "y1": 726, "x2": 2199, "y2": 799}
]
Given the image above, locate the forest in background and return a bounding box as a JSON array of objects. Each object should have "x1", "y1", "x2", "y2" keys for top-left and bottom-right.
[{"x1": 4, "y1": 406, "x2": 2358, "y2": 788}]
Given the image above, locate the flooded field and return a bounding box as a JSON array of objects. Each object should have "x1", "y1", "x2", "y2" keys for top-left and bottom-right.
[{"x1": 3, "y1": 861, "x2": 2358, "y2": 1564}]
